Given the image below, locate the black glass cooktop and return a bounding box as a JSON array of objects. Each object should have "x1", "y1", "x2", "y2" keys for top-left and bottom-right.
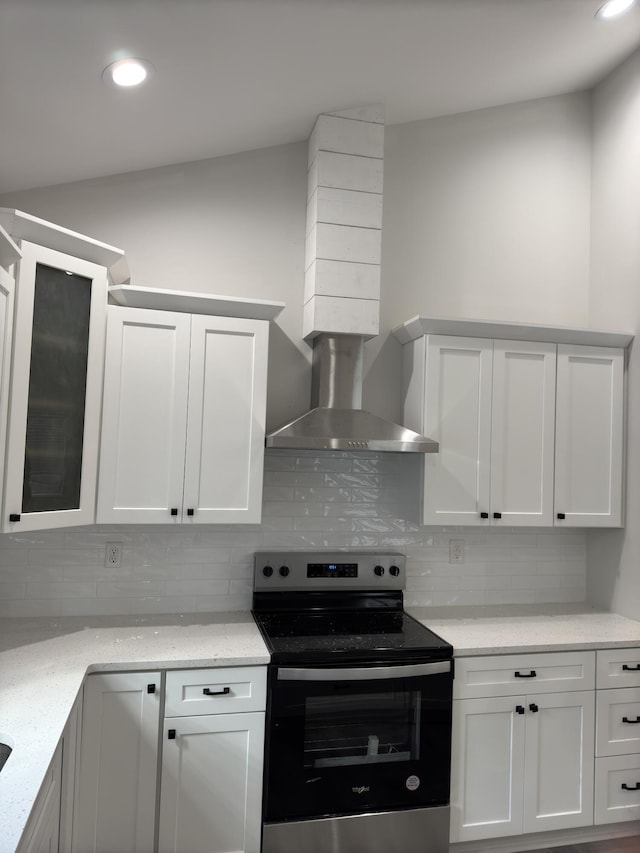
[{"x1": 253, "y1": 608, "x2": 452, "y2": 665}]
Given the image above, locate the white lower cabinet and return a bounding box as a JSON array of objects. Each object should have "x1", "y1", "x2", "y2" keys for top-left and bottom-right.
[
  {"x1": 18, "y1": 742, "x2": 63, "y2": 853},
  {"x1": 72, "y1": 666, "x2": 266, "y2": 853},
  {"x1": 73, "y1": 672, "x2": 161, "y2": 853},
  {"x1": 158, "y1": 667, "x2": 266, "y2": 853},
  {"x1": 18, "y1": 688, "x2": 83, "y2": 853},
  {"x1": 595, "y1": 648, "x2": 640, "y2": 825},
  {"x1": 450, "y1": 652, "x2": 596, "y2": 843}
]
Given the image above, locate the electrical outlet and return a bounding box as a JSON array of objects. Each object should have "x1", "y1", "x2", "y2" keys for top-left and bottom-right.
[
  {"x1": 105, "y1": 543, "x2": 122, "y2": 568},
  {"x1": 449, "y1": 539, "x2": 465, "y2": 564}
]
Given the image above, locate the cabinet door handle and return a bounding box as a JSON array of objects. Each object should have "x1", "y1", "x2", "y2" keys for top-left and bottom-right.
[
  {"x1": 9, "y1": 514, "x2": 20, "y2": 522},
  {"x1": 480, "y1": 512, "x2": 489, "y2": 519},
  {"x1": 187, "y1": 508, "x2": 194, "y2": 516},
  {"x1": 557, "y1": 512, "x2": 566, "y2": 520},
  {"x1": 493, "y1": 512, "x2": 502, "y2": 519},
  {"x1": 515, "y1": 670, "x2": 537, "y2": 678},
  {"x1": 529, "y1": 703, "x2": 539, "y2": 713},
  {"x1": 170, "y1": 507, "x2": 178, "y2": 516},
  {"x1": 168, "y1": 729, "x2": 176, "y2": 740},
  {"x1": 621, "y1": 782, "x2": 640, "y2": 791},
  {"x1": 622, "y1": 664, "x2": 640, "y2": 671},
  {"x1": 515, "y1": 705, "x2": 525, "y2": 715},
  {"x1": 147, "y1": 683, "x2": 156, "y2": 694},
  {"x1": 203, "y1": 686, "x2": 231, "y2": 696},
  {"x1": 622, "y1": 716, "x2": 640, "y2": 724}
]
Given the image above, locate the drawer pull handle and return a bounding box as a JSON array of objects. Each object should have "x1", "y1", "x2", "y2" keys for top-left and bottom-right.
[
  {"x1": 622, "y1": 716, "x2": 640, "y2": 724},
  {"x1": 203, "y1": 686, "x2": 231, "y2": 696},
  {"x1": 515, "y1": 670, "x2": 537, "y2": 678},
  {"x1": 621, "y1": 782, "x2": 640, "y2": 791},
  {"x1": 515, "y1": 705, "x2": 525, "y2": 715},
  {"x1": 622, "y1": 664, "x2": 640, "y2": 671},
  {"x1": 529, "y1": 703, "x2": 539, "y2": 713}
]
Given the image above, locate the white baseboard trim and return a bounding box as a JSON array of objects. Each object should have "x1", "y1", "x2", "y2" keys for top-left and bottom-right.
[{"x1": 450, "y1": 820, "x2": 640, "y2": 852}]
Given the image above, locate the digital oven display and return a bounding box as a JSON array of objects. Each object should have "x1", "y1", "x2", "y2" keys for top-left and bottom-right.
[{"x1": 307, "y1": 562, "x2": 358, "y2": 578}]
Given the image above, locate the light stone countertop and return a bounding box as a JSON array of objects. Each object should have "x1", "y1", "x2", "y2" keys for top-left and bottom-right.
[
  {"x1": 407, "y1": 603, "x2": 640, "y2": 655},
  {"x1": 0, "y1": 612, "x2": 269, "y2": 853}
]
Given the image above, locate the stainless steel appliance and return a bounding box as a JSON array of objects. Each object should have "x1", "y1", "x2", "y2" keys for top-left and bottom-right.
[{"x1": 252, "y1": 551, "x2": 453, "y2": 853}]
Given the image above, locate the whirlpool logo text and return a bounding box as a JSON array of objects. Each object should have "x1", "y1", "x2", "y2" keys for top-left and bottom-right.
[{"x1": 351, "y1": 786, "x2": 370, "y2": 794}]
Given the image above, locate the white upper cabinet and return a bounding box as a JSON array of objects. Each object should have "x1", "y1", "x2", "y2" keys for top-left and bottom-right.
[
  {"x1": 0, "y1": 210, "x2": 125, "y2": 533},
  {"x1": 97, "y1": 305, "x2": 269, "y2": 524},
  {"x1": 397, "y1": 318, "x2": 631, "y2": 528},
  {"x1": 554, "y1": 345, "x2": 624, "y2": 527},
  {"x1": 3, "y1": 242, "x2": 110, "y2": 532},
  {"x1": 419, "y1": 335, "x2": 556, "y2": 526}
]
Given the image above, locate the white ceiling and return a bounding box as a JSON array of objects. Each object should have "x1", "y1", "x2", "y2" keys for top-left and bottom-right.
[{"x1": 1, "y1": 0, "x2": 639, "y2": 196}]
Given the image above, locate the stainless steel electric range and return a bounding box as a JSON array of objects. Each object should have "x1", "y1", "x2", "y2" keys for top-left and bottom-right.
[{"x1": 252, "y1": 550, "x2": 453, "y2": 853}]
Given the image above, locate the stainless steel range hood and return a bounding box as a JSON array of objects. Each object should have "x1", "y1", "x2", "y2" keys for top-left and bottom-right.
[{"x1": 266, "y1": 334, "x2": 438, "y2": 453}]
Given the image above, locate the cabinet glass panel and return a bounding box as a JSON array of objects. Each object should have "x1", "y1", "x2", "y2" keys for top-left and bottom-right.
[{"x1": 22, "y1": 263, "x2": 91, "y2": 513}]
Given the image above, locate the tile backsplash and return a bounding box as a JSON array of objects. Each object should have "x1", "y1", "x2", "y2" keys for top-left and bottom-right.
[{"x1": 0, "y1": 451, "x2": 586, "y2": 617}]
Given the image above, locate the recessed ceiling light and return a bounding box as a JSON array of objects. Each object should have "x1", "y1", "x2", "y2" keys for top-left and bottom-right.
[
  {"x1": 595, "y1": 0, "x2": 636, "y2": 20},
  {"x1": 102, "y1": 58, "x2": 154, "y2": 88}
]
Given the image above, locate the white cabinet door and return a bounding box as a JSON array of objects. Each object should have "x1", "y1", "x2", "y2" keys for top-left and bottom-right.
[
  {"x1": 4, "y1": 241, "x2": 108, "y2": 532},
  {"x1": 450, "y1": 696, "x2": 525, "y2": 842},
  {"x1": 522, "y1": 690, "x2": 595, "y2": 834},
  {"x1": 451, "y1": 688, "x2": 595, "y2": 843},
  {"x1": 73, "y1": 672, "x2": 161, "y2": 853},
  {"x1": 97, "y1": 306, "x2": 191, "y2": 523},
  {"x1": 18, "y1": 741, "x2": 63, "y2": 853},
  {"x1": 423, "y1": 336, "x2": 493, "y2": 526},
  {"x1": 555, "y1": 345, "x2": 624, "y2": 527},
  {"x1": 183, "y1": 315, "x2": 268, "y2": 524},
  {"x1": 158, "y1": 711, "x2": 265, "y2": 853},
  {"x1": 490, "y1": 341, "x2": 556, "y2": 526}
]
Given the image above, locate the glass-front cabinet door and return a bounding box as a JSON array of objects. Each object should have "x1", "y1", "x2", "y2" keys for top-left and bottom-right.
[{"x1": 3, "y1": 240, "x2": 108, "y2": 531}]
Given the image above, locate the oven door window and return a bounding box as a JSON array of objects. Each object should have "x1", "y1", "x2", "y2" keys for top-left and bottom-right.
[
  {"x1": 264, "y1": 664, "x2": 452, "y2": 823},
  {"x1": 305, "y1": 689, "x2": 420, "y2": 769}
]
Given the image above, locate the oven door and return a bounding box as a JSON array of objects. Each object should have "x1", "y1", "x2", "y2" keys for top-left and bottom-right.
[{"x1": 264, "y1": 659, "x2": 453, "y2": 822}]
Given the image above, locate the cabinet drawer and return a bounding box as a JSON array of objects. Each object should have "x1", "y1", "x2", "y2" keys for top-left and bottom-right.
[
  {"x1": 453, "y1": 652, "x2": 595, "y2": 699},
  {"x1": 596, "y1": 687, "x2": 640, "y2": 756},
  {"x1": 595, "y1": 754, "x2": 640, "y2": 825},
  {"x1": 597, "y1": 648, "x2": 640, "y2": 689},
  {"x1": 165, "y1": 666, "x2": 267, "y2": 717}
]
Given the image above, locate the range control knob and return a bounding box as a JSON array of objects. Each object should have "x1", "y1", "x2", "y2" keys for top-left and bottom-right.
[
  {"x1": 262, "y1": 565, "x2": 273, "y2": 577},
  {"x1": 389, "y1": 565, "x2": 401, "y2": 577},
  {"x1": 374, "y1": 565, "x2": 385, "y2": 577},
  {"x1": 279, "y1": 565, "x2": 290, "y2": 577}
]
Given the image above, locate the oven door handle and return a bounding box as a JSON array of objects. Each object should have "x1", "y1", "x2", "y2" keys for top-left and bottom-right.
[{"x1": 276, "y1": 660, "x2": 452, "y2": 682}]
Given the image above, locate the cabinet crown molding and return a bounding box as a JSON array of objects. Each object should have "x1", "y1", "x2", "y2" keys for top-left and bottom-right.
[
  {"x1": 392, "y1": 315, "x2": 634, "y2": 349},
  {"x1": 0, "y1": 208, "x2": 126, "y2": 273}
]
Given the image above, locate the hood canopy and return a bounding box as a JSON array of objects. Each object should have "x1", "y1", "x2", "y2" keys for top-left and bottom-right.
[{"x1": 265, "y1": 334, "x2": 438, "y2": 453}]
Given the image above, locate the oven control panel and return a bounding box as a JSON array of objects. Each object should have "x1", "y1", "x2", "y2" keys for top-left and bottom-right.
[{"x1": 254, "y1": 551, "x2": 405, "y2": 591}]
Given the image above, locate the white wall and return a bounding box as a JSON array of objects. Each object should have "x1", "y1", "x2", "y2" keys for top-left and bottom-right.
[
  {"x1": 587, "y1": 48, "x2": 640, "y2": 619},
  {"x1": 0, "y1": 91, "x2": 597, "y2": 616}
]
